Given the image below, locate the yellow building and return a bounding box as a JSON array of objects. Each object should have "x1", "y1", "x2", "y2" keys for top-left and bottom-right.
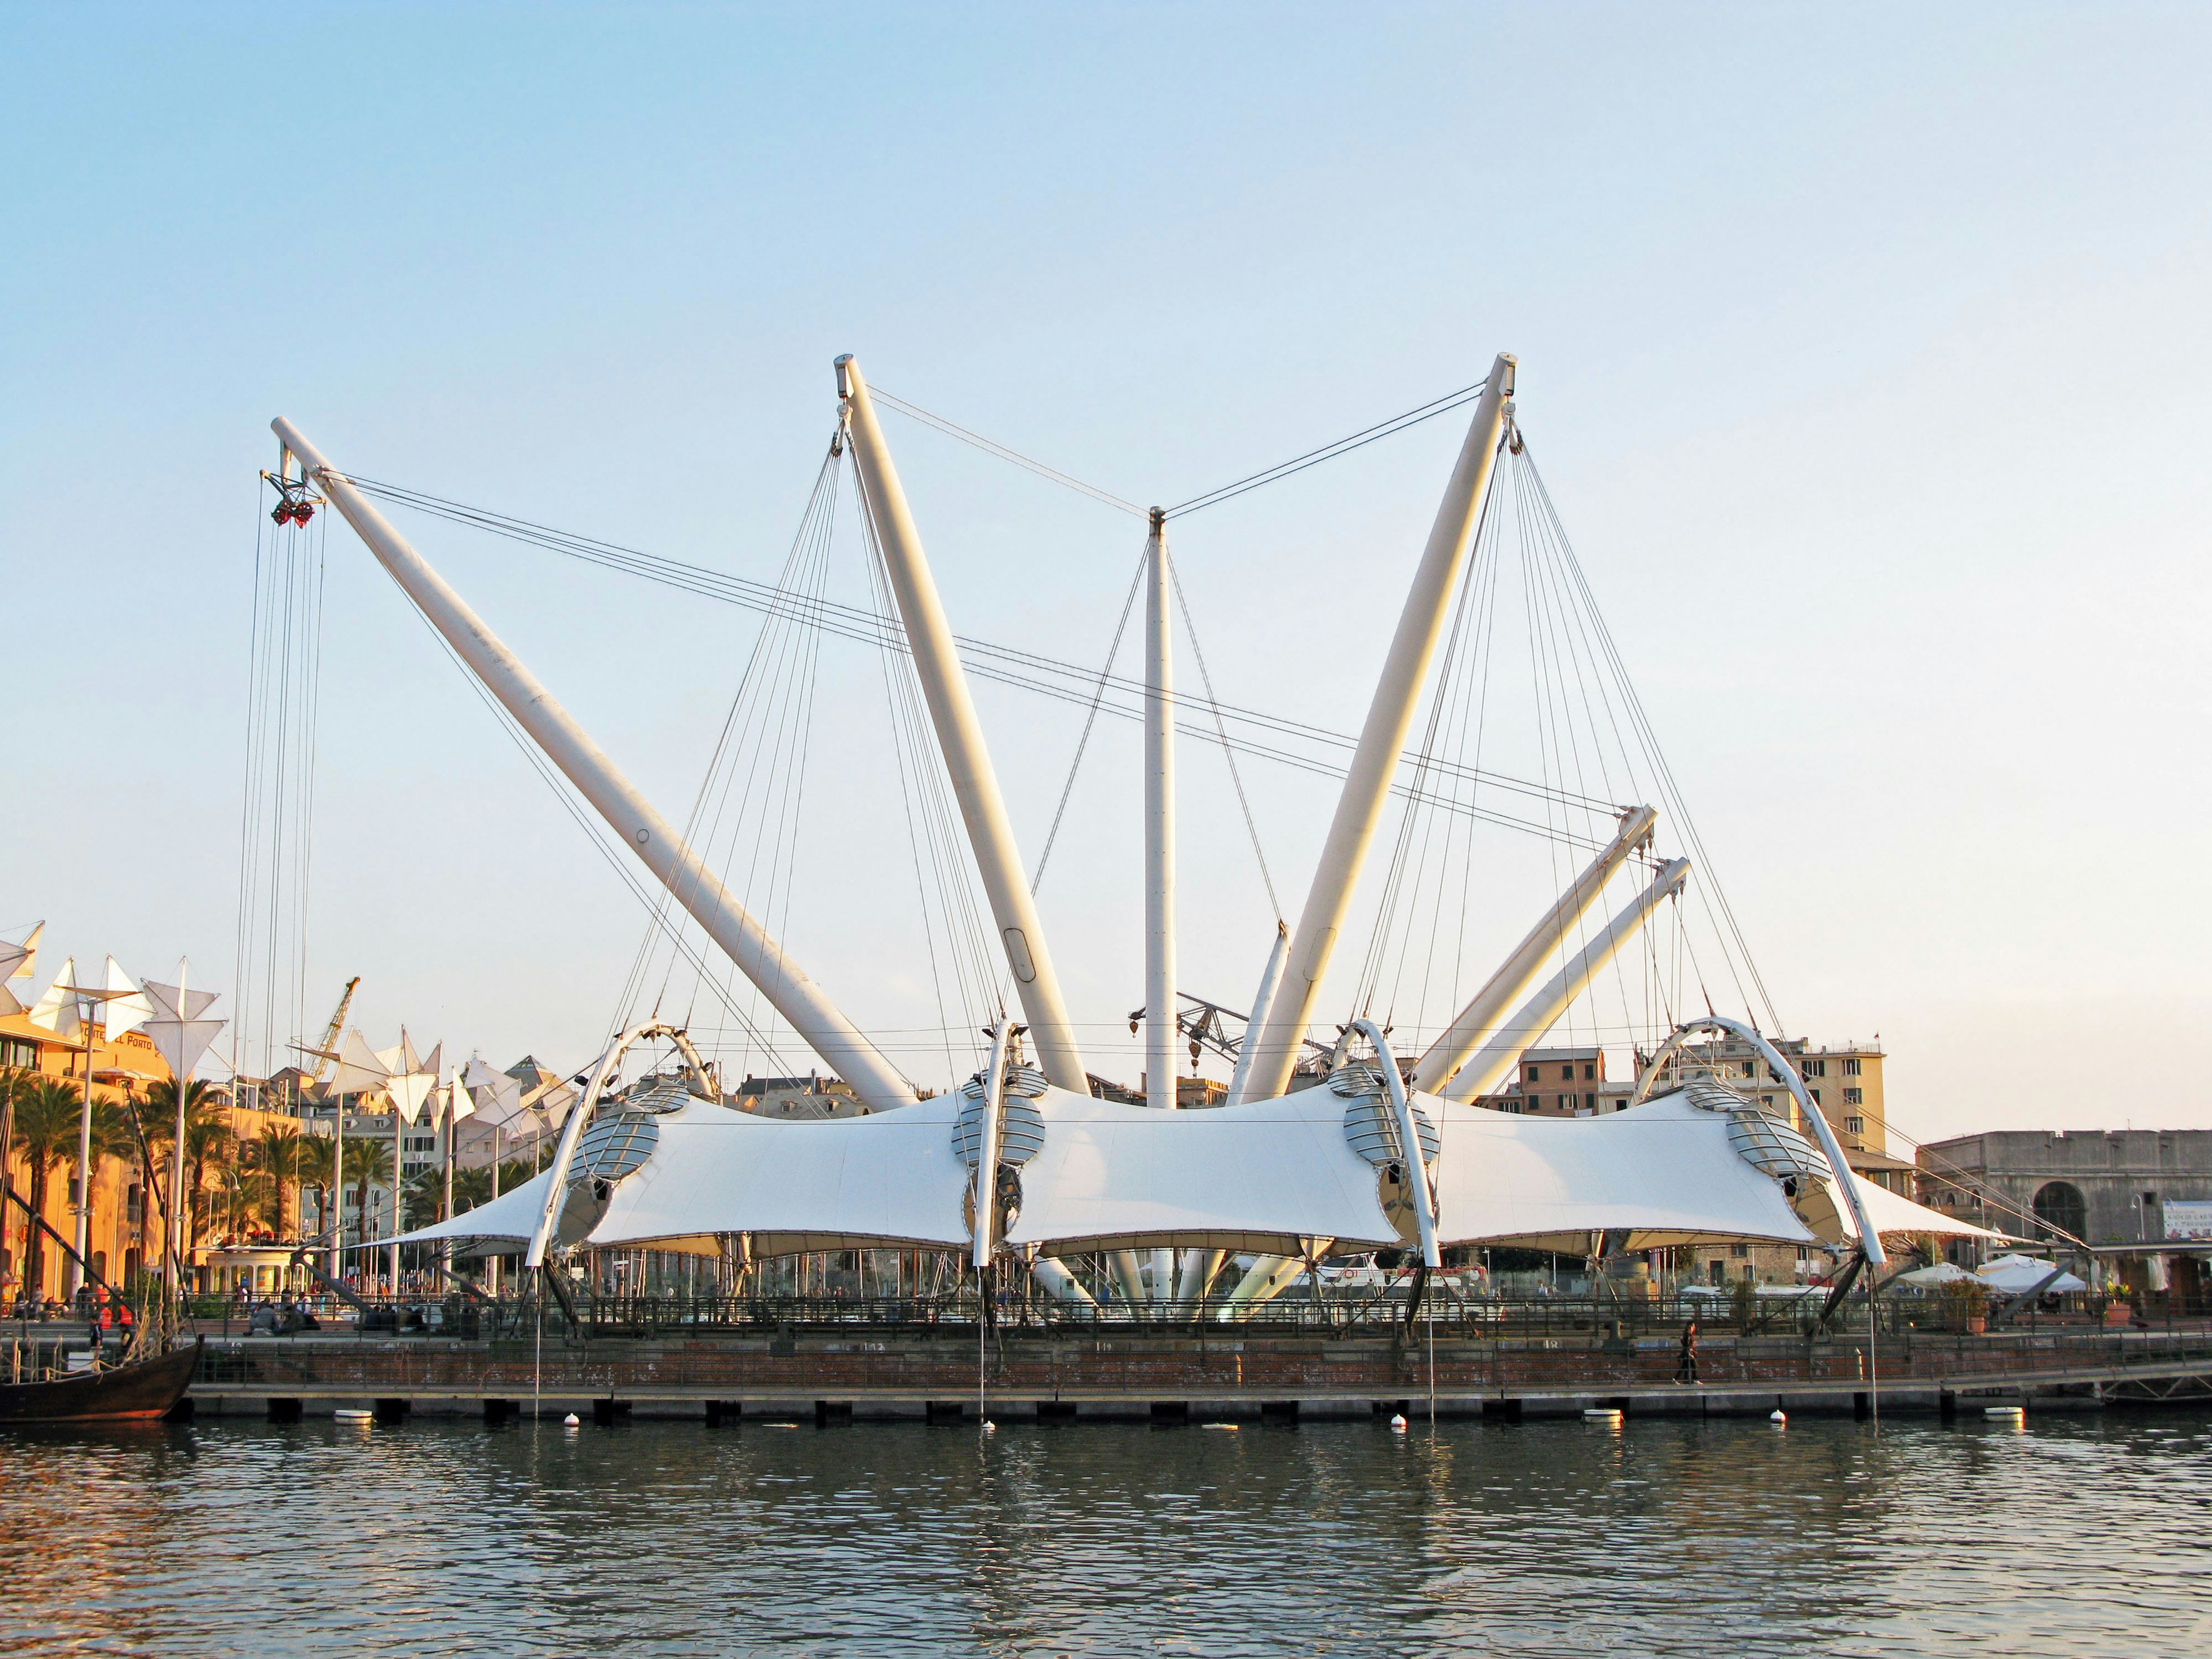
[{"x1": 2, "y1": 1007, "x2": 309, "y2": 1304}]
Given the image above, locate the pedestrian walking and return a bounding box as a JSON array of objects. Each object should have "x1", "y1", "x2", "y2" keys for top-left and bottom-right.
[{"x1": 1675, "y1": 1316, "x2": 1700, "y2": 1384}]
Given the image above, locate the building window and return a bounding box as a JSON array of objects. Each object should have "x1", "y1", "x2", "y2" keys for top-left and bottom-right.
[
  {"x1": 2032, "y1": 1181, "x2": 2087, "y2": 1241},
  {"x1": 1582, "y1": 1063, "x2": 1595, "y2": 1081},
  {"x1": 1526, "y1": 1066, "x2": 1540, "y2": 1084},
  {"x1": 1843, "y1": 1058, "x2": 1862, "y2": 1076},
  {"x1": 1804, "y1": 1059, "x2": 1826, "y2": 1078},
  {"x1": 1845, "y1": 1116, "x2": 1865, "y2": 1136},
  {"x1": 1808, "y1": 1088, "x2": 1821, "y2": 1105},
  {"x1": 1585, "y1": 1092, "x2": 1597, "y2": 1111},
  {"x1": 1843, "y1": 1088, "x2": 1863, "y2": 1106},
  {"x1": 1560, "y1": 1065, "x2": 1574, "y2": 1081},
  {"x1": 1730, "y1": 1243, "x2": 1750, "y2": 1259}
]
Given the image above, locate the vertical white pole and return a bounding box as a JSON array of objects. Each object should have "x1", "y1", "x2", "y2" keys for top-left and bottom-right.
[
  {"x1": 389, "y1": 1104, "x2": 403, "y2": 1298},
  {"x1": 329, "y1": 1094, "x2": 344, "y2": 1287},
  {"x1": 488, "y1": 1120, "x2": 501, "y2": 1297},
  {"x1": 971, "y1": 1022, "x2": 1013, "y2": 1271},
  {"x1": 71, "y1": 999, "x2": 95, "y2": 1302},
  {"x1": 442, "y1": 1088, "x2": 455, "y2": 1279},
  {"x1": 172, "y1": 963, "x2": 191, "y2": 1305},
  {"x1": 1243, "y1": 354, "x2": 1516, "y2": 1102},
  {"x1": 836, "y1": 358, "x2": 1090, "y2": 1095},
  {"x1": 1143, "y1": 509, "x2": 1176, "y2": 1116},
  {"x1": 270, "y1": 419, "x2": 916, "y2": 1115}
]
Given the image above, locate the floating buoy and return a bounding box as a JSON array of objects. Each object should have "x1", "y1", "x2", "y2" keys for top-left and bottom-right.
[
  {"x1": 982, "y1": 1421, "x2": 997, "y2": 1433},
  {"x1": 1770, "y1": 1409, "x2": 1787, "y2": 1425},
  {"x1": 334, "y1": 1408, "x2": 372, "y2": 1422},
  {"x1": 1984, "y1": 1405, "x2": 2025, "y2": 1420},
  {"x1": 1203, "y1": 1422, "x2": 1240, "y2": 1431},
  {"x1": 1389, "y1": 1413, "x2": 1408, "y2": 1431},
  {"x1": 1584, "y1": 1407, "x2": 1623, "y2": 1421},
  {"x1": 562, "y1": 1412, "x2": 581, "y2": 1427}
]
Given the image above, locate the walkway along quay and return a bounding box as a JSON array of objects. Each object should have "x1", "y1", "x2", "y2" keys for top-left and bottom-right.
[{"x1": 179, "y1": 1316, "x2": 2212, "y2": 1424}]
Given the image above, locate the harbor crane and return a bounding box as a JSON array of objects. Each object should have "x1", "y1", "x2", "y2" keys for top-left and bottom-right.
[{"x1": 305, "y1": 977, "x2": 360, "y2": 1084}]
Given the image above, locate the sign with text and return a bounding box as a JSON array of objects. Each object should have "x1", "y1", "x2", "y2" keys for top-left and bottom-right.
[{"x1": 2163, "y1": 1200, "x2": 2212, "y2": 1243}]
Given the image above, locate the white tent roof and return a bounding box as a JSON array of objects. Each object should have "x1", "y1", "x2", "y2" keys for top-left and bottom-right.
[
  {"x1": 1430, "y1": 1090, "x2": 1815, "y2": 1249},
  {"x1": 376, "y1": 1169, "x2": 554, "y2": 1248},
  {"x1": 589, "y1": 1094, "x2": 975, "y2": 1254},
  {"x1": 1427, "y1": 1089, "x2": 2000, "y2": 1252},
  {"x1": 1002, "y1": 1088, "x2": 1400, "y2": 1255},
  {"x1": 382, "y1": 1080, "x2": 2001, "y2": 1266},
  {"x1": 1840, "y1": 1171, "x2": 2005, "y2": 1245}
]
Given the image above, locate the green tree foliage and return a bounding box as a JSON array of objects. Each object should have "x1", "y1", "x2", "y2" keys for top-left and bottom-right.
[{"x1": 11, "y1": 1080, "x2": 84, "y2": 1299}]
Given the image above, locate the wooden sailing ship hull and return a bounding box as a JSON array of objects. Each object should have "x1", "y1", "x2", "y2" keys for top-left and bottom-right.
[{"x1": 0, "y1": 1338, "x2": 199, "y2": 1424}]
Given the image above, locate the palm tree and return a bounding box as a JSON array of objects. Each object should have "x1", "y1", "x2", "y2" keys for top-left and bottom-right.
[
  {"x1": 0, "y1": 1065, "x2": 33, "y2": 1289},
  {"x1": 403, "y1": 1164, "x2": 448, "y2": 1234},
  {"x1": 245, "y1": 1126, "x2": 303, "y2": 1240},
  {"x1": 12, "y1": 1081, "x2": 84, "y2": 1301},
  {"x1": 294, "y1": 1132, "x2": 336, "y2": 1245},
  {"x1": 138, "y1": 1080, "x2": 228, "y2": 1252},
  {"x1": 347, "y1": 1137, "x2": 393, "y2": 1250}
]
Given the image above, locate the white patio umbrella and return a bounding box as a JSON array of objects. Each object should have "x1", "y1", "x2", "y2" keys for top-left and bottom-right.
[
  {"x1": 1977, "y1": 1253, "x2": 2086, "y2": 1294},
  {"x1": 1897, "y1": 1262, "x2": 1977, "y2": 1287}
]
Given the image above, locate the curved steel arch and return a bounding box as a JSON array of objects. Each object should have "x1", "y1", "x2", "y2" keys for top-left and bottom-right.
[
  {"x1": 1629, "y1": 1014, "x2": 1886, "y2": 1268},
  {"x1": 524, "y1": 1021, "x2": 714, "y2": 1269}
]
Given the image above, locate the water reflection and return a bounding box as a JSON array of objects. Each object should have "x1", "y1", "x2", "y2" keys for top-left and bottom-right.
[{"x1": 0, "y1": 1411, "x2": 2205, "y2": 1656}]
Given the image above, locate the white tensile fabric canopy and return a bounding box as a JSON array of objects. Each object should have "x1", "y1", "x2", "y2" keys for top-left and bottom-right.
[
  {"x1": 588, "y1": 1094, "x2": 972, "y2": 1255},
  {"x1": 1429, "y1": 1090, "x2": 1999, "y2": 1253},
  {"x1": 377, "y1": 1081, "x2": 1998, "y2": 1262},
  {"x1": 1430, "y1": 1092, "x2": 1815, "y2": 1250},
  {"x1": 1844, "y1": 1175, "x2": 2006, "y2": 1247},
  {"x1": 1000, "y1": 1088, "x2": 1402, "y2": 1255}
]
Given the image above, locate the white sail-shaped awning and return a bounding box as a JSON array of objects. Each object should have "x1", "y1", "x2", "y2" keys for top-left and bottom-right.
[
  {"x1": 375, "y1": 1080, "x2": 1997, "y2": 1266},
  {"x1": 1836, "y1": 1169, "x2": 2005, "y2": 1247},
  {"x1": 373, "y1": 1169, "x2": 558, "y2": 1252},
  {"x1": 588, "y1": 1095, "x2": 974, "y2": 1255},
  {"x1": 1426, "y1": 1089, "x2": 1997, "y2": 1252},
  {"x1": 1429, "y1": 1090, "x2": 1815, "y2": 1250},
  {"x1": 1002, "y1": 1088, "x2": 1401, "y2": 1256}
]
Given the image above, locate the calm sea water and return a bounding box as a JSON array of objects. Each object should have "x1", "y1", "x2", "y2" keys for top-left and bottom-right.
[{"x1": 1, "y1": 1409, "x2": 2206, "y2": 1656}]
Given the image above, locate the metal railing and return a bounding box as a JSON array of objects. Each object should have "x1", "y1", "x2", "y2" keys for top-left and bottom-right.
[{"x1": 181, "y1": 1285, "x2": 2212, "y2": 1343}]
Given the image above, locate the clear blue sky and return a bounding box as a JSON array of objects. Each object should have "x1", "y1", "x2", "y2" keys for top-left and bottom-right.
[{"x1": 4, "y1": 5, "x2": 2208, "y2": 1141}]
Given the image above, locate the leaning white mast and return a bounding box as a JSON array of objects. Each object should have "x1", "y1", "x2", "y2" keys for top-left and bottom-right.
[
  {"x1": 271, "y1": 417, "x2": 919, "y2": 1116},
  {"x1": 1409, "y1": 804, "x2": 1656, "y2": 1096},
  {"x1": 1241, "y1": 354, "x2": 1517, "y2": 1101},
  {"x1": 837, "y1": 358, "x2": 1090, "y2": 1095}
]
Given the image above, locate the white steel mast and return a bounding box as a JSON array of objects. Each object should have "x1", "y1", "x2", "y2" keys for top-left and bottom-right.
[
  {"x1": 1143, "y1": 509, "x2": 1176, "y2": 1114},
  {"x1": 1241, "y1": 354, "x2": 1516, "y2": 1101},
  {"x1": 836, "y1": 358, "x2": 1090, "y2": 1096},
  {"x1": 1409, "y1": 805, "x2": 1656, "y2": 1095},
  {"x1": 1143, "y1": 508, "x2": 1177, "y2": 1305},
  {"x1": 271, "y1": 418, "x2": 918, "y2": 1115},
  {"x1": 1441, "y1": 857, "x2": 1690, "y2": 1104}
]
